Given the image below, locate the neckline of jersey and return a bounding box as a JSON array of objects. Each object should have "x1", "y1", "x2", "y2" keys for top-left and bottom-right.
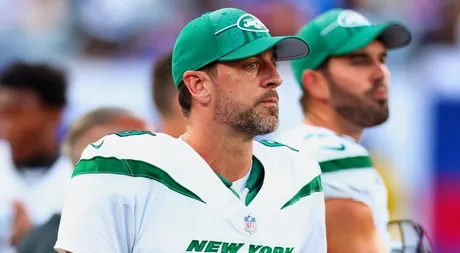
[{"x1": 215, "y1": 155, "x2": 264, "y2": 206}]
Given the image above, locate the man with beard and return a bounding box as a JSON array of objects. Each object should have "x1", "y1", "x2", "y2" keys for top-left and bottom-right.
[
  {"x1": 0, "y1": 62, "x2": 73, "y2": 253},
  {"x1": 55, "y1": 8, "x2": 327, "y2": 253},
  {"x1": 279, "y1": 9, "x2": 411, "y2": 253}
]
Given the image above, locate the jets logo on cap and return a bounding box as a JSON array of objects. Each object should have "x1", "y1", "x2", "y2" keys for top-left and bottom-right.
[
  {"x1": 337, "y1": 10, "x2": 371, "y2": 27},
  {"x1": 237, "y1": 14, "x2": 269, "y2": 33}
]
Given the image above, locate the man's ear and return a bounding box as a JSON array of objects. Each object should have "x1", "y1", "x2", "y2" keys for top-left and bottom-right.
[
  {"x1": 182, "y1": 70, "x2": 212, "y2": 105},
  {"x1": 301, "y1": 69, "x2": 330, "y2": 101}
]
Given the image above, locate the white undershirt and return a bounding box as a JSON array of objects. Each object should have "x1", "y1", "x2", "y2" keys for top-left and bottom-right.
[{"x1": 231, "y1": 167, "x2": 251, "y2": 198}]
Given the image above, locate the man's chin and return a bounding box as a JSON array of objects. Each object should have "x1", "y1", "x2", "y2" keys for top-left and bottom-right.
[
  {"x1": 365, "y1": 112, "x2": 389, "y2": 128},
  {"x1": 258, "y1": 121, "x2": 279, "y2": 135}
]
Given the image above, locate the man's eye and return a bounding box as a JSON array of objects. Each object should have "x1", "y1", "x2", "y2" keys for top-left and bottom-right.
[{"x1": 247, "y1": 62, "x2": 259, "y2": 70}]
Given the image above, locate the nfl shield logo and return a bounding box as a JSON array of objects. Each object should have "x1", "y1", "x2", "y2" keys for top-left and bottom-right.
[{"x1": 244, "y1": 215, "x2": 257, "y2": 234}]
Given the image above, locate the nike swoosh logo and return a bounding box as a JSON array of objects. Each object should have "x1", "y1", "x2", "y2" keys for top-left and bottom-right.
[
  {"x1": 320, "y1": 144, "x2": 345, "y2": 151},
  {"x1": 90, "y1": 140, "x2": 104, "y2": 149}
]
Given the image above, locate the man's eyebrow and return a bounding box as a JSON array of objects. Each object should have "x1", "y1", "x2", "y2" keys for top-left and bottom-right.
[{"x1": 341, "y1": 52, "x2": 369, "y2": 58}]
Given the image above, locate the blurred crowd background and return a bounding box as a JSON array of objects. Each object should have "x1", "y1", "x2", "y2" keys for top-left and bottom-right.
[{"x1": 0, "y1": 0, "x2": 459, "y2": 252}]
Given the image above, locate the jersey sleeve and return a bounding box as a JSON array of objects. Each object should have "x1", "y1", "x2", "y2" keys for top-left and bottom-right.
[
  {"x1": 55, "y1": 134, "x2": 148, "y2": 253},
  {"x1": 284, "y1": 134, "x2": 377, "y2": 207},
  {"x1": 320, "y1": 169, "x2": 376, "y2": 207},
  {"x1": 317, "y1": 147, "x2": 376, "y2": 207},
  {"x1": 55, "y1": 174, "x2": 139, "y2": 253}
]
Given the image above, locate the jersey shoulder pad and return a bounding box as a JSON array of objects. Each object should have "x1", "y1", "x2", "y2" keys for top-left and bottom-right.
[
  {"x1": 74, "y1": 131, "x2": 206, "y2": 204},
  {"x1": 80, "y1": 130, "x2": 161, "y2": 158},
  {"x1": 255, "y1": 138, "x2": 319, "y2": 174},
  {"x1": 254, "y1": 139, "x2": 323, "y2": 209},
  {"x1": 74, "y1": 130, "x2": 175, "y2": 177},
  {"x1": 254, "y1": 138, "x2": 322, "y2": 184},
  {"x1": 279, "y1": 128, "x2": 373, "y2": 173},
  {"x1": 302, "y1": 132, "x2": 368, "y2": 155},
  {"x1": 305, "y1": 134, "x2": 373, "y2": 173}
]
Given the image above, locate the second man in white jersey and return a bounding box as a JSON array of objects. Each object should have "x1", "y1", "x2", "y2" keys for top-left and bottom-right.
[{"x1": 279, "y1": 8, "x2": 411, "y2": 253}]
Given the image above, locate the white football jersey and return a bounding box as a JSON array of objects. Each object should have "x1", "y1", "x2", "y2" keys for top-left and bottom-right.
[
  {"x1": 278, "y1": 124, "x2": 391, "y2": 250},
  {"x1": 0, "y1": 140, "x2": 73, "y2": 253},
  {"x1": 55, "y1": 130, "x2": 326, "y2": 253}
]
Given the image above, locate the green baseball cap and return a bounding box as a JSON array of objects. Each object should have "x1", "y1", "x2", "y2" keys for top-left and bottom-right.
[
  {"x1": 172, "y1": 8, "x2": 310, "y2": 88},
  {"x1": 291, "y1": 9, "x2": 412, "y2": 86}
]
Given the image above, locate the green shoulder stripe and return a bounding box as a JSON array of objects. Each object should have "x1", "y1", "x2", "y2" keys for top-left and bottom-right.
[
  {"x1": 319, "y1": 156, "x2": 373, "y2": 173},
  {"x1": 73, "y1": 157, "x2": 205, "y2": 203},
  {"x1": 281, "y1": 175, "x2": 322, "y2": 210}
]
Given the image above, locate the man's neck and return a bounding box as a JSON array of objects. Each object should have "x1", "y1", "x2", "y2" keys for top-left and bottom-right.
[
  {"x1": 14, "y1": 137, "x2": 60, "y2": 169},
  {"x1": 15, "y1": 150, "x2": 59, "y2": 170},
  {"x1": 182, "y1": 122, "x2": 253, "y2": 182},
  {"x1": 305, "y1": 106, "x2": 363, "y2": 141}
]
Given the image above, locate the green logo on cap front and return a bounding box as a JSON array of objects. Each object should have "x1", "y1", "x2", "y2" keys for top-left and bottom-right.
[{"x1": 237, "y1": 14, "x2": 269, "y2": 33}]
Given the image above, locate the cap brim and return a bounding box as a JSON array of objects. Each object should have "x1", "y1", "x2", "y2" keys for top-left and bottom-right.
[
  {"x1": 334, "y1": 21, "x2": 412, "y2": 55},
  {"x1": 219, "y1": 36, "x2": 310, "y2": 61}
]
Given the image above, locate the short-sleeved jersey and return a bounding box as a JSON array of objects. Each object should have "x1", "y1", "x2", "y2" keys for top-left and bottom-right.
[
  {"x1": 55, "y1": 131, "x2": 326, "y2": 253},
  {"x1": 278, "y1": 124, "x2": 391, "y2": 250}
]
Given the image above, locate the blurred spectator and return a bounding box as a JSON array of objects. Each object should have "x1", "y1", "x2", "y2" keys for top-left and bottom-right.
[
  {"x1": 419, "y1": 0, "x2": 460, "y2": 45},
  {"x1": 242, "y1": 2, "x2": 311, "y2": 36},
  {"x1": 0, "y1": 0, "x2": 74, "y2": 65},
  {"x1": 74, "y1": 0, "x2": 199, "y2": 59},
  {"x1": 151, "y1": 52, "x2": 186, "y2": 137},
  {"x1": 16, "y1": 107, "x2": 151, "y2": 253},
  {"x1": 0, "y1": 62, "x2": 73, "y2": 252},
  {"x1": 61, "y1": 107, "x2": 153, "y2": 165}
]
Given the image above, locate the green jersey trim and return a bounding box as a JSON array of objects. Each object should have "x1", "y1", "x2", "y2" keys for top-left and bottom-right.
[
  {"x1": 281, "y1": 175, "x2": 322, "y2": 210},
  {"x1": 319, "y1": 156, "x2": 373, "y2": 173},
  {"x1": 258, "y1": 139, "x2": 299, "y2": 152},
  {"x1": 73, "y1": 156, "x2": 205, "y2": 203},
  {"x1": 245, "y1": 156, "x2": 264, "y2": 206},
  {"x1": 215, "y1": 156, "x2": 264, "y2": 206},
  {"x1": 215, "y1": 173, "x2": 240, "y2": 198}
]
